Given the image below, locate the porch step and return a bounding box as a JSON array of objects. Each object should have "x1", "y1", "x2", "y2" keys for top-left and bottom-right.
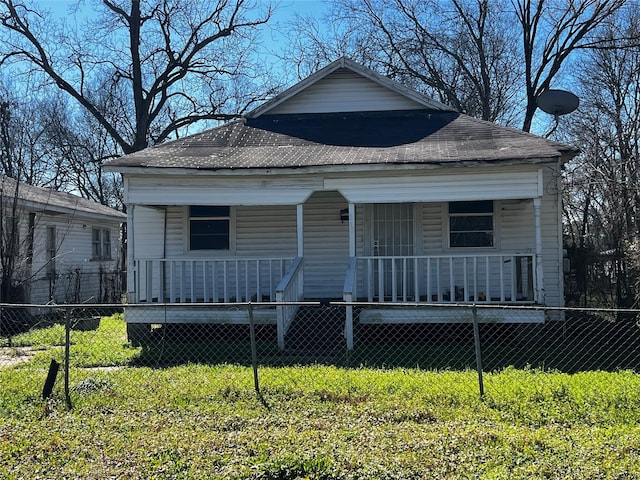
[{"x1": 284, "y1": 306, "x2": 345, "y2": 353}]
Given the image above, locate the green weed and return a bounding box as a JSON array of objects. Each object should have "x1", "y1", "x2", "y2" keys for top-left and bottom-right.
[{"x1": 2, "y1": 316, "x2": 640, "y2": 478}]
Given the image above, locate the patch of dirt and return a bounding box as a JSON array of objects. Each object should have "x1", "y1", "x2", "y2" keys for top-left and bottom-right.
[{"x1": 0, "y1": 346, "x2": 38, "y2": 367}]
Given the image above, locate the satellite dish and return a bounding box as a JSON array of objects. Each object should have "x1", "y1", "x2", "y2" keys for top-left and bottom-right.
[{"x1": 536, "y1": 89, "x2": 580, "y2": 117}]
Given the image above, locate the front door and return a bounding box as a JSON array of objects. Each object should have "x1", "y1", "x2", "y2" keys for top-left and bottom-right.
[{"x1": 371, "y1": 203, "x2": 415, "y2": 300}]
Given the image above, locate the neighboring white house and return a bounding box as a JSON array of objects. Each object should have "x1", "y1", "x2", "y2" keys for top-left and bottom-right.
[
  {"x1": 104, "y1": 57, "x2": 578, "y2": 349},
  {"x1": 0, "y1": 176, "x2": 126, "y2": 304}
]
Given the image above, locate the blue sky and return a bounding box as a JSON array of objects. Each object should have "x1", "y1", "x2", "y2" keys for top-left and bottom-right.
[
  {"x1": 38, "y1": 0, "x2": 327, "y2": 25},
  {"x1": 36, "y1": 0, "x2": 328, "y2": 80}
]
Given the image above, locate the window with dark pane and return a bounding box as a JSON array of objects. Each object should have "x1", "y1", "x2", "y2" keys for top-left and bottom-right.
[
  {"x1": 189, "y1": 206, "x2": 230, "y2": 250},
  {"x1": 92, "y1": 228, "x2": 113, "y2": 259},
  {"x1": 449, "y1": 201, "x2": 494, "y2": 248}
]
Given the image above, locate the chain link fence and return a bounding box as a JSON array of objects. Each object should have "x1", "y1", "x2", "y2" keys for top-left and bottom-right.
[{"x1": 2, "y1": 301, "x2": 640, "y2": 405}]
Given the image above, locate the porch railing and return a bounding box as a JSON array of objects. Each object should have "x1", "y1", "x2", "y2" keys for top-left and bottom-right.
[
  {"x1": 134, "y1": 257, "x2": 295, "y2": 304},
  {"x1": 355, "y1": 254, "x2": 537, "y2": 304},
  {"x1": 275, "y1": 256, "x2": 304, "y2": 349}
]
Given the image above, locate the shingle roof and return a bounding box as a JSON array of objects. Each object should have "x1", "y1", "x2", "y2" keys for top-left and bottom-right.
[
  {"x1": 0, "y1": 176, "x2": 126, "y2": 221},
  {"x1": 105, "y1": 110, "x2": 578, "y2": 172}
]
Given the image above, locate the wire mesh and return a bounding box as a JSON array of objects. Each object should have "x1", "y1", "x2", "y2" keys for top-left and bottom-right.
[{"x1": 2, "y1": 302, "x2": 640, "y2": 401}]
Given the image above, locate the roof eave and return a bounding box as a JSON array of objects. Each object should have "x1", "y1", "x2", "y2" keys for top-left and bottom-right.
[
  {"x1": 12, "y1": 198, "x2": 126, "y2": 222},
  {"x1": 104, "y1": 156, "x2": 562, "y2": 177}
]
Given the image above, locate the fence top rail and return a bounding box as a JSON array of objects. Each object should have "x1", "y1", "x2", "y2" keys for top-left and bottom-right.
[{"x1": 2, "y1": 301, "x2": 639, "y2": 314}]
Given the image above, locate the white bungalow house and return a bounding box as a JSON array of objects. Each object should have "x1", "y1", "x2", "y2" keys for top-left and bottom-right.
[
  {"x1": 0, "y1": 176, "x2": 126, "y2": 305},
  {"x1": 104, "y1": 57, "x2": 578, "y2": 349}
]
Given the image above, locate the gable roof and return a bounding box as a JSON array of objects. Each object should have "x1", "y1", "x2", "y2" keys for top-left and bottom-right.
[
  {"x1": 0, "y1": 176, "x2": 126, "y2": 222},
  {"x1": 104, "y1": 58, "x2": 579, "y2": 174}
]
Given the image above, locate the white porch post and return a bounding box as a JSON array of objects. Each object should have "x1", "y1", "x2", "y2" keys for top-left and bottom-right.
[
  {"x1": 533, "y1": 197, "x2": 544, "y2": 303},
  {"x1": 346, "y1": 202, "x2": 355, "y2": 350},
  {"x1": 297, "y1": 203, "x2": 304, "y2": 299},
  {"x1": 348, "y1": 202, "x2": 356, "y2": 257},
  {"x1": 297, "y1": 203, "x2": 304, "y2": 257}
]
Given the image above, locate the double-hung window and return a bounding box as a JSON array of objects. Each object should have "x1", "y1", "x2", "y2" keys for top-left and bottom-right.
[
  {"x1": 449, "y1": 201, "x2": 494, "y2": 248},
  {"x1": 189, "y1": 206, "x2": 230, "y2": 251},
  {"x1": 92, "y1": 228, "x2": 112, "y2": 260}
]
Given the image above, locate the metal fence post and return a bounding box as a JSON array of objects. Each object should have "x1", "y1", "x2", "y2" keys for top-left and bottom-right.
[
  {"x1": 248, "y1": 303, "x2": 260, "y2": 396},
  {"x1": 64, "y1": 308, "x2": 72, "y2": 409},
  {"x1": 472, "y1": 305, "x2": 485, "y2": 399}
]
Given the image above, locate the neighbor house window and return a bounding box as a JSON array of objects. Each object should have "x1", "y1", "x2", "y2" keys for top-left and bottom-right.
[
  {"x1": 46, "y1": 226, "x2": 56, "y2": 278},
  {"x1": 92, "y1": 228, "x2": 112, "y2": 260},
  {"x1": 449, "y1": 201, "x2": 494, "y2": 248},
  {"x1": 189, "y1": 206, "x2": 230, "y2": 250}
]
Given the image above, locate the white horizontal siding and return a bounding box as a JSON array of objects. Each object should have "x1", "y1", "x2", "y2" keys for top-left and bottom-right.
[
  {"x1": 236, "y1": 205, "x2": 297, "y2": 256},
  {"x1": 326, "y1": 169, "x2": 542, "y2": 203},
  {"x1": 133, "y1": 206, "x2": 166, "y2": 258},
  {"x1": 303, "y1": 191, "x2": 350, "y2": 298},
  {"x1": 268, "y1": 69, "x2": 423, "y2": 114},
  {"x1": 133, "y1": 206, "x2": 165, "y2": 302},
  {"x1": 500, "y1": 199, "x2": 534, "y2": 252},
  {"x1": 540, "y1": 165, "x2": 563, "y2": 307},
  {"x1": 162, "y1": 205, "x2": 297, "y2": 258},
  {"x1": 127, "y1": 176, "x2": 320, "y2": 206},
  {"x1": 28, "y1": 212, "x2": 122, "y2": 304},
  {"x1": 422, "y1": 203, "x2": 444, "y2": 253}
]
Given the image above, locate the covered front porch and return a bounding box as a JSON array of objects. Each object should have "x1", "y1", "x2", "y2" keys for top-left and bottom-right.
[
  {"x1": 125, "y1": 167, "x2": 553, "y2": 350},
  {"x1": 128, "y1": 248, "x2": 543, "y2": 350}
]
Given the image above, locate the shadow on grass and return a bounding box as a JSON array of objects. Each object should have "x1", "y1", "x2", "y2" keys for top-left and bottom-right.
[{"x1": 127, "y1": 312, "x2": 640, "y2": 373}]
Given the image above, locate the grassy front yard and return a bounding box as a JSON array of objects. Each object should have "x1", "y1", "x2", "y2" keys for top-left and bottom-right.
[{"x1": 1, "y1": 316, "x2": 640, "y2": 478}]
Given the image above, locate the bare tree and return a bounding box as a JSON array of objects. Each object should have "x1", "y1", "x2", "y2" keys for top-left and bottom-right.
[
  {"x1": 40, "y1": 94, "x2": 124, "y2": 209},
  {"x1": 285, "y1": 0, "x2": 634, "y2": 130},
  {"x1": 0, "y1": 0, "x2": 281, "y2": 155},
  {"x1": 0, "y1": 101, "x2": 25, "y2": 302},
  {"x1": 284, "y1": 0, "x2": 522, "y2": 124},
  {"x1": 515, "y1": 0, "x2": 630, "y2": 132},
  {"x1": 563, "y1": 8, "x2": 640, "y2": 307}
]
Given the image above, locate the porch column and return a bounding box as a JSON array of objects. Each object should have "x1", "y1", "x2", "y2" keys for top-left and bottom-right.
[
  {"x1": 296, "y1": 203, "x2": 304, "y2": 300},
  {"x1": 346, "y1": 202, "x2": 355, "y2": 350},
  {"x1": 533, "y1": 197, "x2": 544, "y2": 303},
  {"x1": 297, "y1": 203, "x2": 304, "y2": 256},
  {"x1": 348, "y1": 202, "x2": 356, "y2": 257}
]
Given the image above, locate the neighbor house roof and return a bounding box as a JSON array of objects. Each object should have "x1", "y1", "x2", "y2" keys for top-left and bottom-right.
[
  {"x1": 105, "y1": 109, "x2": 578, "y2": 172},
  {"x1": 0, "y1": 176, "x2": 126, "y2": 222}
]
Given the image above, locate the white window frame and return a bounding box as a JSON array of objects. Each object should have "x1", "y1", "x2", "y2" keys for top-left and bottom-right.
[{"x1": 92, "y1": 228, "x2": 112, "y2": 260}]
